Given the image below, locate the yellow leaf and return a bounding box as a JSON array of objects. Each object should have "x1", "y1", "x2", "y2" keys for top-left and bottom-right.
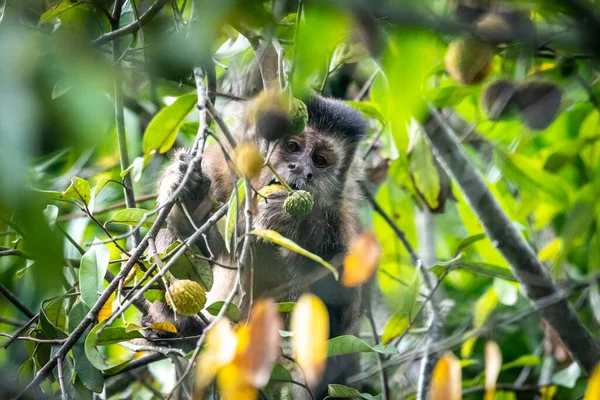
[
  {"x1": 430, "y1": 352, "x2": 462, "y2": 400},
  {"x1": 249, "y1": 229, "x2": 339, "y2": 279},
  {"x1": 146, "y1": 322, "x2": 177, "y2": 333},
  {"x1": 291, "y1": 293, "x2": 329, "y2": 387},
  {"x1": 474, "y1": 287, "x2": 498, "y2": 329},
  {"x1": 542, "y1": 385, "x2": 557, "y2": 400},
  {"x1": 342, "y1": 231, "x2": 381, "y2": 287},
  {"x1": 217, "y1": 362, "x2": 257, "y2": 400},
  {"x1": 195, "y1": 320, "x2": 238, "y2": 391},
  {"x1": 236, "y1": 299, "x2": 283, "y2": 388},
  {"x1": 538, "y1": 238, "x2": 563, "y2": 262},
  {"x1": 484, "y1": 341, "x2": 502, "y2": 400},
  {"x1": 584, "y1": 362, "x2": 600, "y2": 400},
  {"x1": 98, "y1": 292, "x2": 115, "y2": 323},
  {"x1": 462, "y1": 337, "x2": 477, "y2": 358}
]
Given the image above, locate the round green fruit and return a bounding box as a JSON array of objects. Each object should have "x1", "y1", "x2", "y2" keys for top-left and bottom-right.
[
  {"x1": 283, "y1": 190, "x2": 314, "y2": 217},
  {"x1": 290, "y1": 98, "x2": 308, "y2": 135},
  {"x1": 166, "y1": 279, "x2": 207, "y2": 316},
  {"x1": 444, "y1": 36, "x2": 494, "y2": 85}
]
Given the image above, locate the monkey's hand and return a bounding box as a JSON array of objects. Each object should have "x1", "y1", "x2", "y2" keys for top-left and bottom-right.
[{"x1": 159, "y1": 149, "x2": 213, "y2": 238}]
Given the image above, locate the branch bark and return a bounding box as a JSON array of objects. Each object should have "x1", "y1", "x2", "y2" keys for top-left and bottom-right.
[{"x1": 423, "y1": 105, "x2": 600, "y2": 374}]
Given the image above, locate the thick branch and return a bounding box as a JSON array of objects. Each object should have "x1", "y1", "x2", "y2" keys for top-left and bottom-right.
[{"x1": 423, "y1": 105, "x2": 600, "y2": 374}]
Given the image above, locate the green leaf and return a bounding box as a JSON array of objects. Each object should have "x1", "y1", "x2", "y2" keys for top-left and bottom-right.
[
  {"x1": 378, "y1": 262, "x2": 420, "y2": 316},
  {"x1": 120, "y1": 156, "x2": 146, "y2": 183},
  {"x1": 381, "y1": 313, "x2": 409, "y2": 345},
  {"x1": 225, "y1": 180, "x2": 245, "y2": 254},
  {"x1": 43, "y1": 205, "x2": 59, "y2": 230},
  {"x1": 107, "y1": 208, "x2": 156, "y2": 229},
  {"x1": 345, "y1": 101, "x2": 386, "y2": 123},
  {"x1": 327, "y1": 384, "x2": 382, "y2": 399},
  {"x1": 96, "y1": 327, "x2": 143, "y2": 346},
  {"x1": 409, "y1": 120, "x2": 440, "y2": 209},
  {"x1": 457, "y1": 262, "x2": 517, "y2": 282},
  {"x1": 52, "y1": 79, "x2": 72, "y2": 99},
  {"x1": 327, "y1": 335, "x2": 397, "y2": 357},
  {"x1": 143, "y1": 94, "x2": 197, "y2": 155},
  {"x1": 493, "y1": 278, "x2": 518, "y2": 306},
  {"x1": 79, "y1": 239, "x2": 110, "y2": 308},
  {"x1": 269, "y1": 364, "x2": 293, "y2": 382},
  {"x1": 249, "y1": 229, "x2": 339, "y2": 279},
  {"x1": 425, "y1": 85, "x2": 477, "y2": 107},
  {"x1": 40, "y1": 298, "x2": 67, "y2": 339},
  {"x1": 552, "y1": 362, "x2": 581, "y2": 388},
  {"x1": 453, "y1": 233, "x2": 486, "y2": 257},
  {"x1": 39, "y1": 0, "x2": 88, "y2": 25},
  {"x1": 69, "y1": 301, "x2": 104, "y2": 393},
  {"x1": 167, "y1": 242, "x2": 213, "y2": 291},
  {"x1": 205, "y1": 301, "x2": 242, "y2": 322},
  {"x1": 500, "y1": 355, "x2": 541, "y2": 371},
  {"x1": 84, "y1": 321, "x2": 132, "y2": 373},
  {"x1": 474, "y1": 286, "x2": 498, "y2": 329},
  {"x1": 39, "y1": 176, "x2": 91, "y2": 206},
  {"x1": 276, "y1": 302, "x2": 296, "y2": 312}
]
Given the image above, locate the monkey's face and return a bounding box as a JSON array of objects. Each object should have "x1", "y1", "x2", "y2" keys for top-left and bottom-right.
[{"x1": 256, "y1": 130, "x2": 352, "y2": 209}]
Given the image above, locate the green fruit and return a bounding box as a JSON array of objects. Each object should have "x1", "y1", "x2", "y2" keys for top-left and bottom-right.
[
  {"x1": 444, "y1": 36, "x2": 494, "y2": 85},
  {"x1": 166, "y1": 279, "x2": 207, "y2": 316},
  {"x1": 283, "y1": 190, "x2": 314, "y2": 217},
  {"x1": 514, "y1": 80, "x2": 562, "y2": 131},
  {"x1": 481, "y1": 79, "x2": 518, "y2": 121},
  {"x1": 290, "y1": 98, "x2": 308, "y2": 135},
  {"x1": 258, "y1": 184, "x2": 286, "y2": 203}
]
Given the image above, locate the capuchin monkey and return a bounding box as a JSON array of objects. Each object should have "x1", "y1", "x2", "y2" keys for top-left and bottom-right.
[{"x1": 145, "y1": 93, "x2": 368, "y2": 397}]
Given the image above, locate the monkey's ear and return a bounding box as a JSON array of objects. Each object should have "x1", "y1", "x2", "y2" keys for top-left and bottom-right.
[{"x1": 304, "y1": 94, "x2": 368, "y2": 143}]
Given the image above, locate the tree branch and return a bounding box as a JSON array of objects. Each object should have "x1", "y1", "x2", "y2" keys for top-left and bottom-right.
[
  {"x1": 423, "y1": 105, "x2": 600, "y2": 374},
  {"x1": 0, "y1": 283, "x2": 35, "y2": 319}
]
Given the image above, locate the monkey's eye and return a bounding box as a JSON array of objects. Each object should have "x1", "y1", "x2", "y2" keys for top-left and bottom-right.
[
  {"x1": 285, "y1": 141, "x2": 300, "y2": 153},
  {"x1": 313, "y1": 154, "x2": 328, "y2": 168}
]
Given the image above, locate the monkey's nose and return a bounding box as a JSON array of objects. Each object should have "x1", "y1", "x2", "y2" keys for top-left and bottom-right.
[
  {"x1": 288, "y1": 163, "x2": 296, "y2": 170},
  {"x1": 307, "y1": 172, "x2": 313, "y2": 181}
]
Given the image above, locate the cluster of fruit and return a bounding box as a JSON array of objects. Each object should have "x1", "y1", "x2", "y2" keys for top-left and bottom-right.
[{"x1": 444, "y1": 11, "x2": 562, "y2": 131}]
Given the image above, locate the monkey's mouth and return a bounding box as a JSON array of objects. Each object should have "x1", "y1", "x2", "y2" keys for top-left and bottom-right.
[{"x1": 268, "y1": 178, "x2": 301, "y2": 191}]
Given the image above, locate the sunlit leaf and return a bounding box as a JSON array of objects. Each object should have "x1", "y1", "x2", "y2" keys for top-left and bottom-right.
[
  {"x1": 500, "y1": 355, "x2": 540, "y2": 371},
  {"x1": 378, "y1": 262, "x2": 420, "y2": 316},
  {"x1": 474, "y1": 286, "x2": 498, "y2": 329},
  {"x1": 493, "y1": 278, "x2": 518, "y2": 306},
  {"x1": 216, "y1": 362, "x2": 257, "y2": 400},
  {"x1": 552, "y1": 362, "x2": 581, "y2": 388},
  {"x1": 584, "y1": 362, "x2": 600, "y2": 400},
  {"x1": 291, "y1": 293, "x2": 329, "y2": 387},
  {"x1": 96, "y1": 327, "x2": 143, "y2": 345},
  {"x1": 147, "y1": 322, "x2": 177, "y2": 333},
  {"x1": 453, "y1": 233, "x2": 486, "y2": 256},
  {"x1": 345, "y1": 101, "x2": 386, "y2": 123},
  {"x1": 143, "y1": 94, "x2": 197, "y2": 155},
  {"x1": 195, "y1": 320, "x2": 238, "y2": 391},
  {"x1": 107, "y1": 208, "x2": 156, "y2": 229},
  {"x1": 409, "y1": 119, "x2": 440, "y2": 209},
  {"x1": 39, "y1": 0, "x2": 88, "y2": 25},
  {"x1": 97, "y1": 292, "x2": 115, "y2": 323},
  {"x1": 249, "y1": 230, "x2": 338, "y2": 279},
  {"x1": 485, "y1": 341, "x2": 502, "y2": 400},
  {"x1": 431, "y1": 352, "x2": 461, "y2": 400},
  {"x1": 342, "y1": 231, "x2": 381, "y2": 287},
  {"x1": 276, "y1": 302, "x2": 296, "y2": 312},
  {"x1": 39, "y1": 176, "x2": 91, "y2": 206},
  {"x1": 79, "y1": 239, "x2": 110, "y2": 308},
  {"x1": 381, "y1": 312, "x2": 409, "y2": 345}
]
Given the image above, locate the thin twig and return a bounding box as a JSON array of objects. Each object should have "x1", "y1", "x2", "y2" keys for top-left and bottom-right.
[{"x1": 0, "y1": 283, "x2": 36, "y2": 318}]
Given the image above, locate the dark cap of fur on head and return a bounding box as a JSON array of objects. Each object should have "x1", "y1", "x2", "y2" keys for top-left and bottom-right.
[{"x1": 305, "y1": 95, "x2": 368, "y2": 143}]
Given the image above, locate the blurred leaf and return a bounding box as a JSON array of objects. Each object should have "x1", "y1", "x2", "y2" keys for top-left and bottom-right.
[
  {"x1": 585, "y1": 363, "x2": 600, "y2": 400},
  {"x1": 206, "y1": 301, "x2": 242, "y2": 322},
  {"x1": 485, "y1": 341, "x2": 502, "y2": 400},
  {"x1": 276, "y1": 302, "x2": 296, "y2": 312},
  {"x1": 225, "y1": 179, "x2": 245, "y2": 254},
  {"x1": 79, "y1": 239, "x2": 110, "y2": 308},
  {"x1": 291, "y1": 293, "x2": 329, "y2": 387},
  {"x1": 249, "y1": 230, "x2": 338, "y2": 279},
  {"x1": 215, "y1": 34, "x2": 251, "y2": 60},
  {"x1": 454, "y1": 233, "x2": 486, "y2": 257},
  {"x1": 108, "y1": 208, "x2": 156, "y2": 229},
  {"x1": 330, "y1": 42, "x2": 369, "y2": 70},
  {"x1": 143, "y1": 94, "x2": 197, "y2": 155},
  {"x1": 43, "y1": 205, "x2": 58, "y2": 230},
  {"x1": 69, "y1": 301, "x2": 104, "y2": 393},
  {"x1": 52, "y1": 79, "x2": 72, "y2": 99},
  {"x1": 381, "y1": 313, "x2": 409, "y2": 345},
  {"x1": 378, "y1": 262, "x2": 420, "y2": 316},
  {"x1": 97, "y1": 292, "x2": 115, "y2": 323},
  {"x1": 431, "y1": 352, "x2": 462, "y2": 400},
  {"x1": 409, "y1": 120, "x2": 440, "y2": 209},
  {"x1": 552, "y1": 362, "x2": 581, "y2": 388},
  {"x1": 327, "y1": 335, "x2": 397, "y2": 357},
  {"x1": 345, "y1": 101, "x2": 386, "y2": 123},
  {"x1": 425, "y1": 85, "x2": 478, "y2": 107},
  {"x1": 455, "y1": 262, "x2": 517, "y2": 282},
  {"x1": 538, "y1": 238, "x2": 563, "y2": 262},
  {"x1": 216, "y1": 363, "x2": 257, "y2": 400},
  {"x1": 236, "y1": 299, "x2": 282, "y2": 388},
  {"x1": 269, "y1": 364, "x2": 292, "y2": 382},
  {"x1": 120, "y1": 156, "x2": 146, "y2": 183},
  {"x1": 328, "y1": 384, "x2": 382, "y2": 399},
  {"x1": 500, "y1": 355, "x2": 541, "y2": 371},
  {"x1": 196, "y1": 320, "x2": 238, "y2": 391},
  {"x1": 146, "y1": 322, "x2": 177, "y2": 333},
  {"x1": 474, "y1": 287, "x2": 498, "y2": 329},
  {"x1": 39, "y1": 0, "x2": 88, "y2": 25},
  {"x1": 493, "y1": 278, "x2": 518, "y2": 306},
  {"x1": 342, "y1": 231, "x2": 381, "y2": 287}
]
